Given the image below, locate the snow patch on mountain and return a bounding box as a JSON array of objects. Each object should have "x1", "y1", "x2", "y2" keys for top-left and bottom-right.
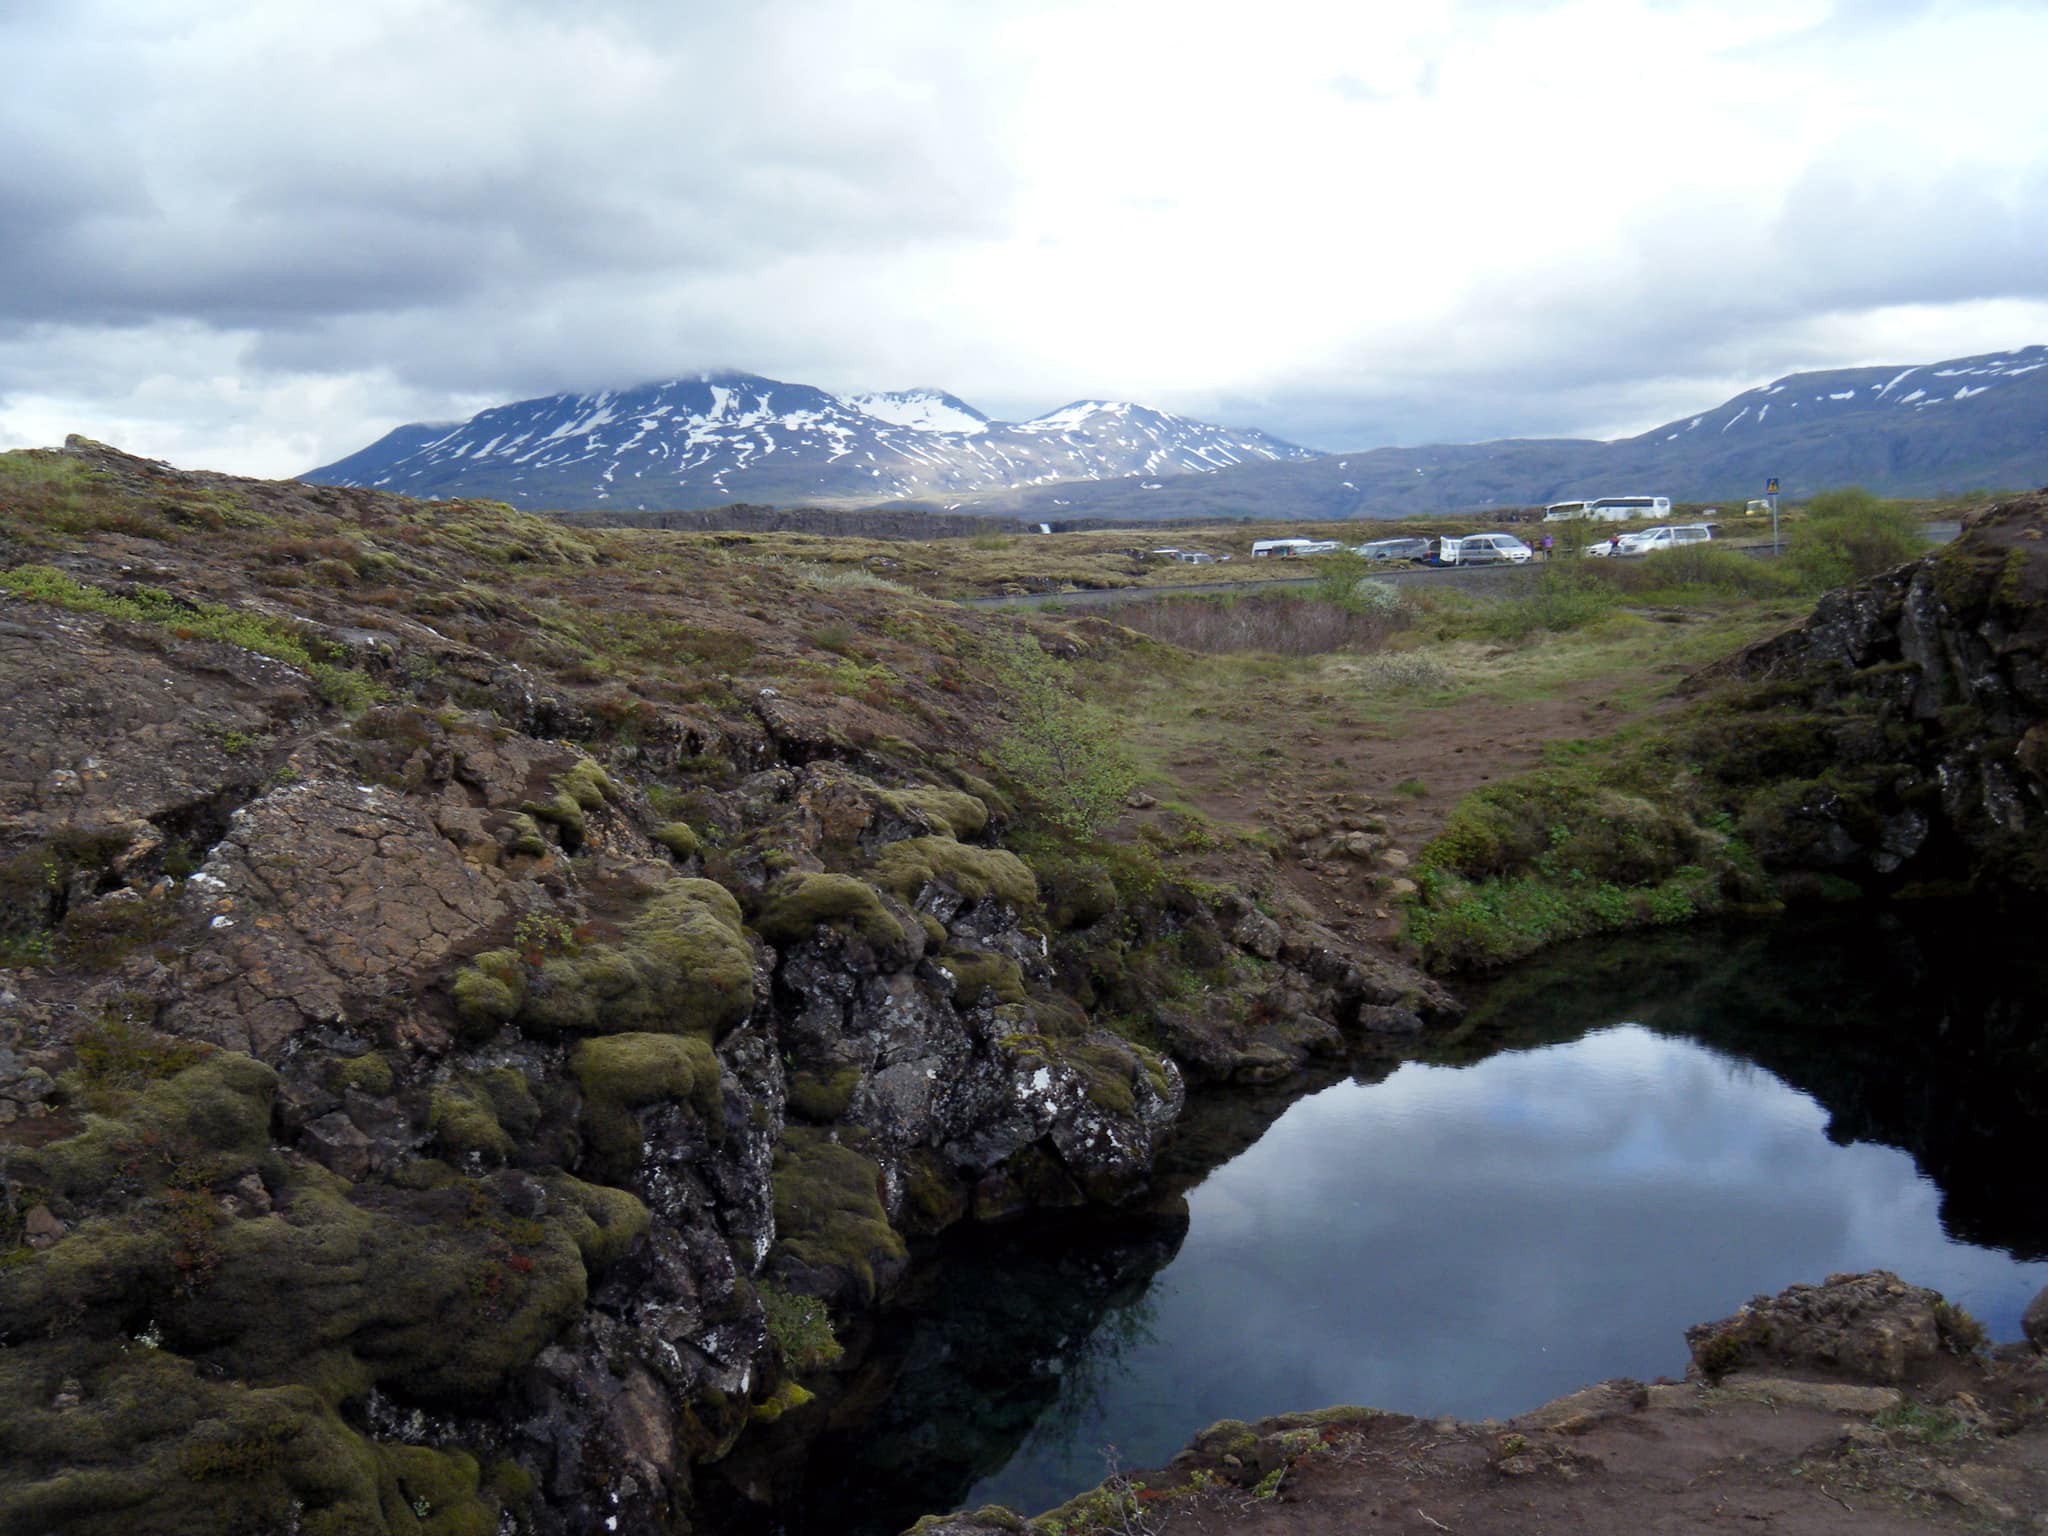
[{"x1": 304, "y1": 371, "x2": 1317, "y2": 511}]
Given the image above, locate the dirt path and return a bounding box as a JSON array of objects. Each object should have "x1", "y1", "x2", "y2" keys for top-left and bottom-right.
[
  {"x1": 1139, "y1": 671, "x2": 1650, "y2": 947},
  {"x1": 1126, "y1": 1368, "x2": 2048, "y2": 1536}
]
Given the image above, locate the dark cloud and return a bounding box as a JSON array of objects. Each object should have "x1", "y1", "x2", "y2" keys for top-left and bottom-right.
[{"x1": 0, "y1": 2, "x2": 1015, "y2": 336}]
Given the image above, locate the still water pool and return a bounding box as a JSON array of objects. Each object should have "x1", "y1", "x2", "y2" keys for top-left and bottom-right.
[{"x1": 725, "y1": 910, "x2": 2048, "y2": 1533}]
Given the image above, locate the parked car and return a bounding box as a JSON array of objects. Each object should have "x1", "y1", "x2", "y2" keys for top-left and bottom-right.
[
  {"x1": 1589, "y1": 523, "x2": 1714, "y2": 558},
  {"x1": 1353, "y1": 537, "x2": 1431, "y2": 563},
  {"x1": 1436, "y1": 533, "x2": 1533, "y2": 566}
]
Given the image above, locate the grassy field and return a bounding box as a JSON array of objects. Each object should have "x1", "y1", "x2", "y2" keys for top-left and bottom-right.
[{"x1": 605, "y1": 491, "x2": 1971, "y2": 603}]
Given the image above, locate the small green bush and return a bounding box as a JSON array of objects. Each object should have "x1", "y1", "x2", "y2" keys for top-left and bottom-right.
[
  {"x1": 760, "y1": 1286, "x2": 843, "y2": 1374},
  {"x1": 1786, "y1": 487, "x2": 1922, "y2": 590},
  {"x1": 986, "y1": 639, "x2": 1136, "y2": 837}
]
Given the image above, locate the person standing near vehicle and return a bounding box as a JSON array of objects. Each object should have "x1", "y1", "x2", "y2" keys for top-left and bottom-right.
[{"x1": 1541, "y1": 534, "x2": 1553, "y2": 561}]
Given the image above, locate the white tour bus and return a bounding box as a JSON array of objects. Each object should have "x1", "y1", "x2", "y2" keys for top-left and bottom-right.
[
  {"x1": 1542, "y1": 500, "x2": 1594, "y2": 521},
  {"x1": 1585, "y1": 495, "x2": 1672, "y2": 522}
]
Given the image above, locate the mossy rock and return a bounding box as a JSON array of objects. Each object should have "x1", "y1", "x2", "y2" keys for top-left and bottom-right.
[
  {"x1": 520, "y1": 790, "x2": 587, "y2": 845},
  {"x1": 1035, "y1": 856, "x2": 1118, "y2": 930},
  {"x1": 868, "y1": 837, "x2": 1037, "y2": 909},
  {"x1": 520, "y1": 879, "x2": 753, "y2": 1038},
  {"x1": 325, "y1": 1052, "x2": 395, "y2": 1099},
  {"x1": 747, "y1": 1380, "x2": 815, "y2": 1424},
  {"x1": 0, "y1": 1162, "x2": 593, "y2": 1406},
  {"x1": 19, "y1": 1051, "x2": 279, "y2": 1201},
  {"x1": 372, "y1": 1443, "x2": 498, "y2": 1536},
  {"x1": 450, "y1": 950, "x2": 525, "y2": 1028},
  {"x1": 768, "y1": 1129, "x2": 907, "y2": 1308},
  {"x1": 883, "y1": 786, "x2": 990, "y2": 839},
  {"x1": 428, "y1": 1082, "x2": 513, "y2": 1163},
  {"x1": 503, "y1": 812, "x2": 550, "y2": 859},
  {"x1": 0, "y1": 1339, "x2": 503, "y2": 1536},
  {"x1": 754, "y1": 871, "x2": 915, "y2": 953},
  {"x1": 938, "y1": 949, "x2": 1026, "y2": 1006},
  {"x1": 569, "y1": 1032, "x2": 721, "y2": 1115},
  {"x1": 785, "y1": 1065, "x2": 862, "y2": 1122},
  {"x1": 569, "y1": 1032, "x2": 722, "y2": 1173},
  {"x1": 895, "y1": 1147, "x2": 970, "y2": 1236},
  {"x1": 546, "y1": 1174, "x2": 651, "y2": 1271},
  {"x1": 653, "y1": 821, "x2": 700, "y2": 859},
  {"x1": 556, "y1": 757, "x2": 614, "y2": 812}
]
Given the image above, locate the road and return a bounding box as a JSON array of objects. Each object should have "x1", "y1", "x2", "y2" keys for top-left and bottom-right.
[{"x1": 957, "y1": 547, "x2": 1774, "y2": 610}]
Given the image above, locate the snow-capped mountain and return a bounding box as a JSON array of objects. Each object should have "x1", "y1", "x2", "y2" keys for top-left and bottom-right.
[
  {"x1": 303, "y1": 373, "x2": 1316, "y2": 510},
  {"x1": 970, "y1": 345, "x2": 2048, "y2": 523}
]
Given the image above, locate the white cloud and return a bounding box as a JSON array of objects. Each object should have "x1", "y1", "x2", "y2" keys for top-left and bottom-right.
[{"x1": 2, "y1": 0, "x2": 2045, "y2": 471}]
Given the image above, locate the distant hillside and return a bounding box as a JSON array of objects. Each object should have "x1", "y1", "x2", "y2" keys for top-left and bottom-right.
[
  {"x1": 303, "y1": 372, "x2": 1316, "y2": 510},
  {"x1": 955, "y1": 346, "x2": 2048, "y2": 522}
]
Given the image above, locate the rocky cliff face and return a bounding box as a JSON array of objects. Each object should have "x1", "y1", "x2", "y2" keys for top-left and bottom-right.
[
  {"x1": 1714, "y1": 489, "x2": 2048, "y2": 895},
  {"x1": 0, "y1": 440, "x2": 1446, "y2": 1534}
]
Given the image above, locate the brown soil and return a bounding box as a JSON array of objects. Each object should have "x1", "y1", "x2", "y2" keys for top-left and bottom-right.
[
  {"x1": 1043, "y1": 1355, "x2": 2048, "y2": 1536},
  {"x1": 1142, "y1": 675, "x2": 1650, "y2": 948}
]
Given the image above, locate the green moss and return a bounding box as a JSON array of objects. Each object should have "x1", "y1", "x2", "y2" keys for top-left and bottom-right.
[
  {"x1": 24, "y1": 1052, "x2": 278, "y2": 1200},
  {"x1": 938, "y1": 949, "x2": 1027, "y2": 1006},
  {"x1": 653, "y1": 821, "x2": 700, "y2": 859},
  {"x1": 748, "y1": 1380, "x2": 815, "y2": 1423},
  {"x1": 372, "y1": 1443, "x2": 497, "y2": 1536},
  {"x1": 450, "y1": 950, "x2": 525, "y2": 1027},
  {"x1": 884, "y1": 786, "x2": 990, "y2": 838},
  {"x1": 556, "y1": 757, "x2": 614, "y2": 811},
  {"x1": 785, "y1": 1065, "x2": 862, "y2": 1122},
  {"x1": 520, "y1": 880, "x2": 754, "y2": 1038},
  {"x1": 569, "y1": 1032, "x2": 722, "y2": 1173},
  {"x1": 768, "y1": 1129, "x2": 907, "y2": 1307},
  {"x1": 428, "y1": 1084, "x2": 513, "y2": 1162},
  {"x1": 326, "y1": 1053, "x2": 395, "y2": 1099},
  {"x1": 868, "y1": 836, "x2": 1038, "y2": 909},
  {"x1": 1066, "y1": 1041, "x2": 1142, "y2": 1116},
  {"x1": 570, "y1": 1032, "x2": 721, "y2": 1113},
  {"x1": 754, "y1": 871, "x2": 913, "y2": 951},
  {"x1": 547, "y1": 1174, "x2": 651, "y2": 1271},
  {"x1": 503, "y1": 813, "x2": 549, "y2": 858},
  {"x1": 895, "y1": 1147, "x2": 969, "y2": 1236},
  {"x1": 520, "y1": 790, "x2": 586, "y2": 844},
  {"x1": 0, "y1": 1342, "x2": 394, "y2": 1535}
]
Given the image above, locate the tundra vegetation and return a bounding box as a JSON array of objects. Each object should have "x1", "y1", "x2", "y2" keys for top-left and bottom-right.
[{"x1": 0, "y1": 441, "x2": 2036, "y2": 1536}]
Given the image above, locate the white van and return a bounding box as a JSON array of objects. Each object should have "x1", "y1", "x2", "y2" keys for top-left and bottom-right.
[
  {"x1": 1437, "y1": 533, "x2": 1533, "y2": 566},
  {"x1": 1589, "y1": 524, "x2": 1713, "y2": 557}
]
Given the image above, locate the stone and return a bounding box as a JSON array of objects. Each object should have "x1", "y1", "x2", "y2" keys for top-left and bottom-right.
[
  {"x1": 1358, "y1": 1004, "x2": 1424, "y2": 1035},
  {"x1": 300, "y1": 1109, "x2": 375, "y2": 1181},
  {"x1": 1516, "y1": 1379, "x2": 1647, "y2": 1433},
  {"x1": 1229, "y1": 908, "x2": 1283, "y2": 960},
  {"x1": 22, "y1": 1203, "x2": 65, "y2": 1250},
  {"x1": 1713, "y1": 1374, "x2": 1903, "y2": 1414},
  {"x1": 1685, "y1": 1271, "x2": 1944, "y2": 1384},
  {"x1": 2023, "y1": 1283, "x2": 2048, "y2": 1353}
]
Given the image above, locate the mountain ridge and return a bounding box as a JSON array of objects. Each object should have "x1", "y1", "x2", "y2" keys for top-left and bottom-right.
[
  {"x1": 950, "y1": 345, "x2": 2048, "y2": 521},
  {"x1": 303, "y1": 371, "x2": 1316, "y2": 511},
  {"x1": 304, "y1": 347, "x2": 2048, "y2": 520}
]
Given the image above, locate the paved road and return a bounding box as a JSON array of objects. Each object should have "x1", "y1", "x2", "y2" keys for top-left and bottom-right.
[
  {"x1": 955, "y1": 526, "x2": 1958, "y2": 611},
  {"x1": 957, "y1": 547, "x2": 1780, "y2": 610}
]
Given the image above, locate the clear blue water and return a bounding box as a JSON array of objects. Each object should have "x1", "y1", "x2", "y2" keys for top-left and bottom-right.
[
  {"x1": 721, "y1": 909, "x2": 2048, "y2": 1534},
  {"x1": 960, "y1": 1025, "x2": 2048, "y2": 1513}
]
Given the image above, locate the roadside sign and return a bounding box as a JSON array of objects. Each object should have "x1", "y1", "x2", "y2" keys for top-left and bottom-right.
[{"x1": 1766, "y1": 477, "x2": 1779, "y2": 494}]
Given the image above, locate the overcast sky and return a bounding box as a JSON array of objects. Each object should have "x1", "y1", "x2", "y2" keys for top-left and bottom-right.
[{"x1": 4, "y1": 0, "x2": 2046, "y2": 476}]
